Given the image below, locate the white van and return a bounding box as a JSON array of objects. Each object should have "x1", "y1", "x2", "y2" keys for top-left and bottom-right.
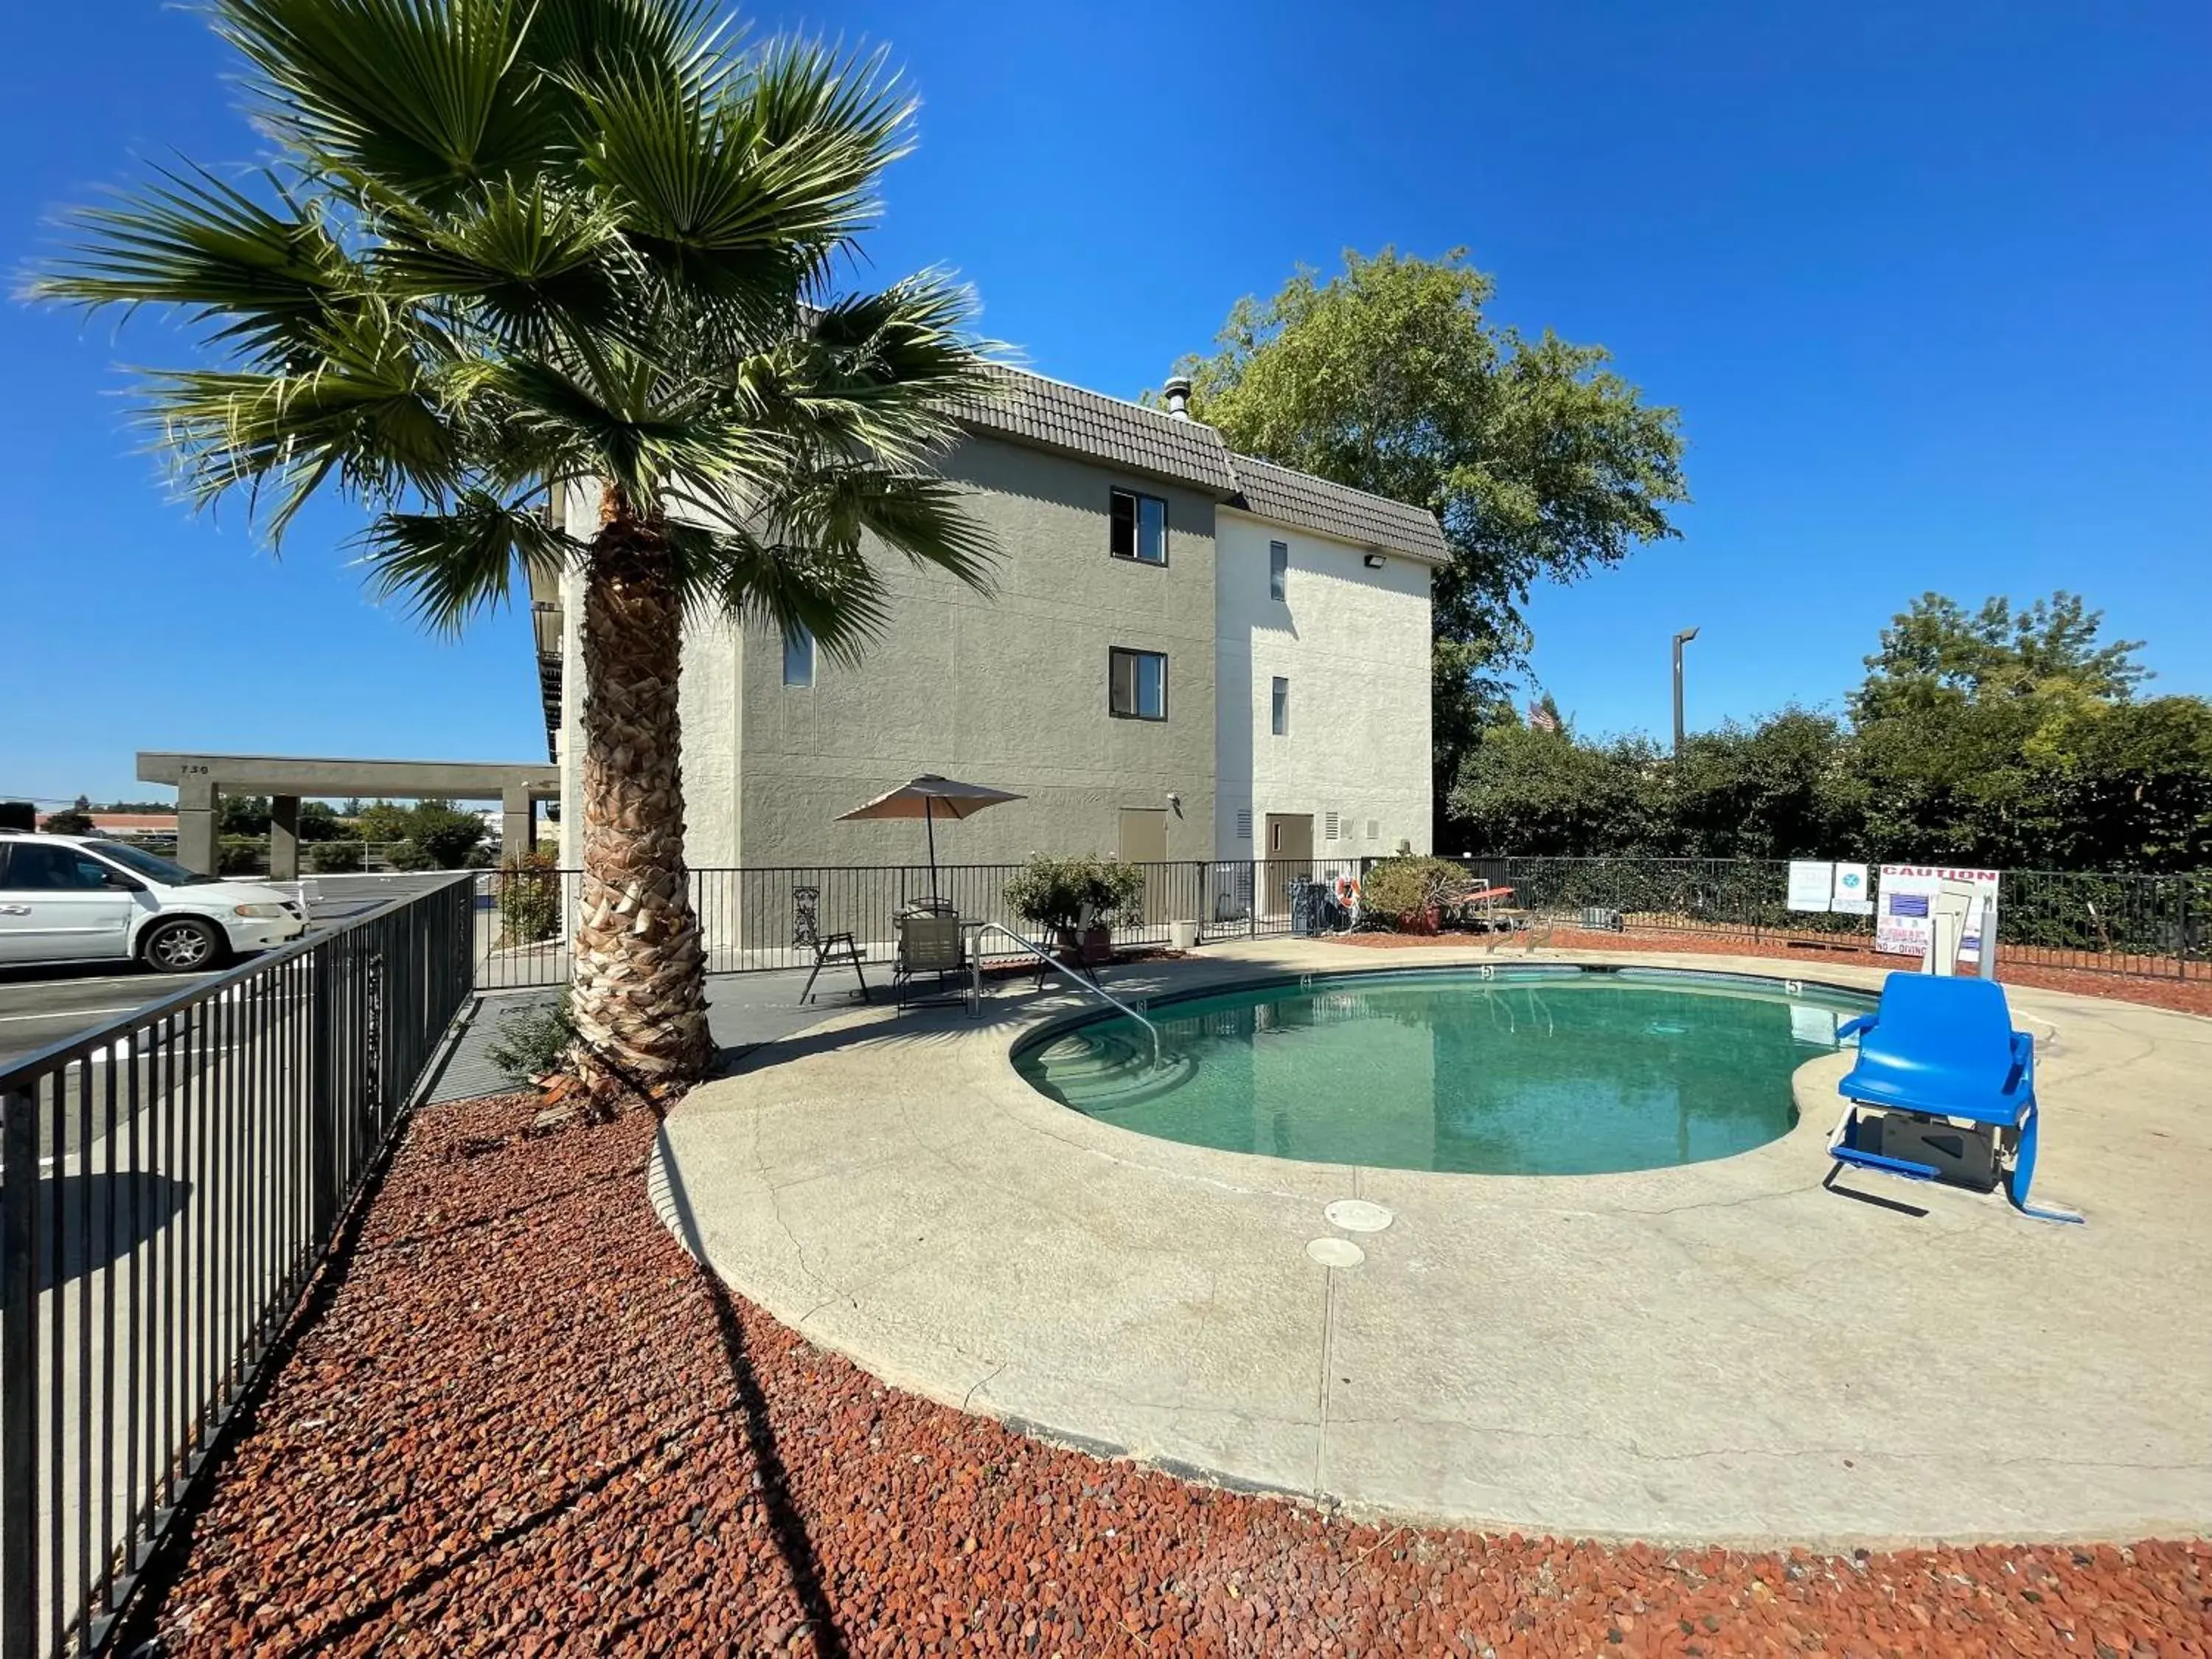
[{"x1": 0, "y1": 832, "x2": 306, "y2": 973}]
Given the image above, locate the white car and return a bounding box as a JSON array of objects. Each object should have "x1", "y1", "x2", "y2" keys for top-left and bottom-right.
[{"x1": 0, "y1": 832, "x2": 307, "y2": 973}]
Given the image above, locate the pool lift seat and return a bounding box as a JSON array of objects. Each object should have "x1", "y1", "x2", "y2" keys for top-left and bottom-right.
[{"x1": 1828, "y1": 973, "x2": 2079, "y2": 1223}]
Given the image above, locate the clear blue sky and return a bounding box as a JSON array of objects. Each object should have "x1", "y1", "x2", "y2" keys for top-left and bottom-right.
[{"x1": 5, "y1": 1, "x2": 2207, "y2": 803}]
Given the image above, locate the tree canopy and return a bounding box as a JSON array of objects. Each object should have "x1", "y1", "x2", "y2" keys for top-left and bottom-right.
[
  {"x1": 1169, "y1": 248, "x2": 1690, "y2": 835},
  {"x1": 1448, "y1": 590, "x2": 2211, "y2": 873}
]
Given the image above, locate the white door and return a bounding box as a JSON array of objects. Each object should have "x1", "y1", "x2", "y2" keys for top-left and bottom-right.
[{"x1": 0, "y1": 842, "x2": 140, "y2": 964}]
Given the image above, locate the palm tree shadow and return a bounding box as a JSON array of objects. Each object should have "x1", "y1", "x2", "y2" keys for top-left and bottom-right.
[{"x1": 650, "y1": 1107, "x2": 849, "y2": 1657}]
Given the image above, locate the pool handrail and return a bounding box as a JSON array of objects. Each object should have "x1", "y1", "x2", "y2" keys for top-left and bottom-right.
[{"x1": 975, "y1": 921, "x2": 1164, "y2": 1068}]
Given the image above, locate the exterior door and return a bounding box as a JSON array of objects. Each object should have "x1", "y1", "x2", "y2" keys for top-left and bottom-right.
[
  {"x1": 0, "y1": 841, "x2": 140, "y2": 963},
  {"x1": 1117, "y1": 808, "x2": 1169, "y2": 925},
  {"x1": 1261, "y1": 813, "x2": 1315, "y2": 917}
]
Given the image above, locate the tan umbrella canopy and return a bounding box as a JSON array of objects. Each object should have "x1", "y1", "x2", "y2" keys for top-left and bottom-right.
[{"x1": 835, "y1": 774, "x2": 1025, "y2": 896}]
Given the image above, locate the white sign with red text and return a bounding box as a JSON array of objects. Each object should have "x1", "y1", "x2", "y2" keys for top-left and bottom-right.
[{"x1": 1877, "y1": 865, "x2": 2000, "y2": 962}]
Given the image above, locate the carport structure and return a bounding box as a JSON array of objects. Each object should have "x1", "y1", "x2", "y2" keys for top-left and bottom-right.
[{"x1": 137, "y1": 751, "x2": 560, "y2": 877}]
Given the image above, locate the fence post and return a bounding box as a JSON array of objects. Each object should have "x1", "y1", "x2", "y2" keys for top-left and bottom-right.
[{"x1": 2, "y1": 1085, "x2": 38, "y2": 1659}]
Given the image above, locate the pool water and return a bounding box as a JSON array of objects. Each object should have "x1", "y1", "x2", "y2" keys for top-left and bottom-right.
[{"x1": 1015, "y1": 969, "x2": 1871, "y2": 1176}]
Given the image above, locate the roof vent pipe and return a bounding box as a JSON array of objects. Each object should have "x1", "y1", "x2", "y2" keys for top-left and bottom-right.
[{"x1": 1162, "y1": 374, "x2": 1192, "y2": 420}]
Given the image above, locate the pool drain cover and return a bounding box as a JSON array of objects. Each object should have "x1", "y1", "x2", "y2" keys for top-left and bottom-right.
[
  {"x1": 1306, "y1": 1237, "x2": 1366, "y2": 1268},
  {"x1": 1323, "y1": 1199, "x2": 1394, "y2": 1234}
]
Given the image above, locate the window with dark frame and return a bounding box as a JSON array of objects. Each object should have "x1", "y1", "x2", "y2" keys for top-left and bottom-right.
[
  {"x1": 1269, "y1": 539, "x2": 1289, "y2": 600},
  {"x1": 1109, "y1": 488, "x2": 1167, "y2": 564},
  {"x1": 1109, "y1": 647, "x2": 1168, "y2": 720},
  {"x1": 1271, "y1": 676, "x2": 1290, "y2": 736},
  {"x1": 782, "y1": 622, "x2": 815, "y2": 687}
]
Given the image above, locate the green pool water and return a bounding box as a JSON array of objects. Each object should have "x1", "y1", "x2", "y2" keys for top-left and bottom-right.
[{"x1": 1015, "y1": 969, "x2": 1871, "y2": 1176}]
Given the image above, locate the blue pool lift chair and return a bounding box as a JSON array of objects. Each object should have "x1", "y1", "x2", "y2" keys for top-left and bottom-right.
[{"x1": 1829, "y1": 973, "x2": 2080, "y2": 1223}]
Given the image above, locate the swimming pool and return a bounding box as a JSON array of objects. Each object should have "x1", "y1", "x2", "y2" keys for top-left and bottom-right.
[{"x1": 1015, "y1": 967, "x2": 1871, "y2": 1176}]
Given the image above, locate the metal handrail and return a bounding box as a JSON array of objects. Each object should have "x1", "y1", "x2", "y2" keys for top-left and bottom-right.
[{"x1": 973, "y1": 922, "x2": 1163, "y2": 1068}]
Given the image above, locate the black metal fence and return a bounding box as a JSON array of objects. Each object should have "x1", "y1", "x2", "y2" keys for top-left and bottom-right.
[
  {"x1": 473, "y1": 859, "x2": 1366, "y2": 990},
  {"x1": 473, "y1": 855, "x2": 2205, "y2": 990},
  {"x1": 1, "y1": 878, "x2": 475, "y2": 1659},
  {"x1": 1453, "y1": 855, "x2": 2206, "y2": 979}
]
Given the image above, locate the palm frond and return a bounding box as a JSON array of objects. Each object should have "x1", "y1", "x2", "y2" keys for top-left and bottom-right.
[
  {"x1": 374, "y1": 175, "x2": 630, "y2": 339},
  {"x1": 579, "y1": 38, "x2": 908, "y2": 294},
  {"x1": 664, "y1": 516, "x2": 890, "y2": 659},
  {"x1": 520, "y1": 0, "x2": 734, "y2": 91},
  {"x1": 357, "y1": 486, "x2": 578, "y2": 634},
  {"x1": 29, "y1": 164, "x2": 360, "y2": 369},
  {"x1": 142, "y1": 298, "x2": 467, "y2": 534},
  {"x1": 213, "y1": 0, "x2": 559, "y2": 205}
]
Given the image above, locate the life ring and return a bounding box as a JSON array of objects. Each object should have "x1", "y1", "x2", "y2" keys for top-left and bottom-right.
[{"x1": 1333, "y1": 874, "x2": 1360, "y2": 905}]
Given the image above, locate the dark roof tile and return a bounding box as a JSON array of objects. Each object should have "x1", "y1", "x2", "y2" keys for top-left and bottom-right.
[{"x1": 1227, "y1": 453, "x2": 1452, "y2": 566}]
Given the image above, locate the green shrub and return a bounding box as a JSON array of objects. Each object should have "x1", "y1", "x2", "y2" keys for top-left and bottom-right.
[
  {"x1": 405, "y1": 801, "x2": 488, "y2": 869},
  {"x1": 1361, "y1": 855, "x2": 1468, "y2": 924},
  {"x1": 42, "y1": 810, "x2": 95, "y2": 835},
  {"x1": 483, "y1": 995, "x2": 574, "y2": 1088},
  {"x1": 307, "y1": 840, "x2": 365, "y2": 874},
  {"x1": 1004, "y1": 855, "x2": 1146, "y2": 933},
  {"x1": 218, "y1": 834, "x2": 267, "y2": 875},
  {"x1": 496, "y1": 851, "x2": 563, "y2": 945}
]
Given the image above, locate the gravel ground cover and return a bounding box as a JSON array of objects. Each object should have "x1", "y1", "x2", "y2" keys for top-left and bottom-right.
[
  {"x1": 136, "y1": 1091, "x2": 2208, "y2": 1658},
  {"x1": 1338, "y1": 927, "x2": 2212, "y2": 1019}
]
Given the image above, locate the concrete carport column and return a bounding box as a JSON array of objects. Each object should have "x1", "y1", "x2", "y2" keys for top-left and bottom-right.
[
  {"x1": 177, "y1": 775, "x2": 218, "y2": 876},
  {"x1": 269, "y1": 794, "x2": 302, "y2": 880},
  {"x1": 501, "y1": 784, "x2": 535, "y2": 859}
]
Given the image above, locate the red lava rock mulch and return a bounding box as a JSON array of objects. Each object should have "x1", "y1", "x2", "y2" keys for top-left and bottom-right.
[
  {"x1": 1338, "y1": 926, "x2": 2212, "y2": 1019},
  {"x1": 140, "y1": 1092, "x2": 2209, "y2": 1657}
]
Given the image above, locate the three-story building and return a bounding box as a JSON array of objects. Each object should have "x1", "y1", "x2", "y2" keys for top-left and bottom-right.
[{"x1": 539, "y1": 365, "x2": 1448, "y2": 891}]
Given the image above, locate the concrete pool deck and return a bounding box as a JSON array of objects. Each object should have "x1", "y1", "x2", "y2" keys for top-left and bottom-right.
[{"x1": 653, "y1": 939, "x2": 2212, "y2": 1547}]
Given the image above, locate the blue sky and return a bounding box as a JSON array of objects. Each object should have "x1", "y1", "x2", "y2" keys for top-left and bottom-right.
[{"x1": 4, "y1": 1, "x2": 2207, "y2": 803}]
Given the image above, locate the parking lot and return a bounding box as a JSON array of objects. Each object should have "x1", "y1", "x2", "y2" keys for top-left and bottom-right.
[{"x1": 0, "y1": 872, "x2": 465, "y2": 1069}]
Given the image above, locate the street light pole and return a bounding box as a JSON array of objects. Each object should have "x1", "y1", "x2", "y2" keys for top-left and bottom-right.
[{"x1": 1672, "y1": 627, "x2": 1699, "y2": 757}]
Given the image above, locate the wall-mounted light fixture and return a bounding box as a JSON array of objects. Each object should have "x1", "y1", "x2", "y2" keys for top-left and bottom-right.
[{"x1": 1362, "y1": 552, "x2": 1386, "y2": 568}]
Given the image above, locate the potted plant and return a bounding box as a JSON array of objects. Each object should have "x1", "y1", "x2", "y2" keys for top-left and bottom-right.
[
  {"x1": 1360, "y1": 855, "x2": 1466, "y2": 934},
  {"x1": 1004, "y1": 855, "x2": 1146, "y2": 964}
]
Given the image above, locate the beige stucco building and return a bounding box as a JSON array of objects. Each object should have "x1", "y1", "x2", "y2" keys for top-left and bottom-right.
[{"x1": 543, "y1": 367, "x2": 1447, "y2": 885}]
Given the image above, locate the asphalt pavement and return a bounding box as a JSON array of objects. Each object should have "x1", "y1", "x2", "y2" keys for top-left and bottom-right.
[{"x1": 0, "y1": 872, "x2": 467, "y2": 1070}]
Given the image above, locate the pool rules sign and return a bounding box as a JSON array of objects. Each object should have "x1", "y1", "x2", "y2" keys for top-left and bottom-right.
[
  {"x1": 1877, "y1": 865, "x2": 2000, "y2": 964},
  {"x1": 1785, "y1": 860, "x2": 1873, "y2": 915}
]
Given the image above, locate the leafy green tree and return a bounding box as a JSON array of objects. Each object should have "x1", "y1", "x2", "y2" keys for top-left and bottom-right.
[
  {"x1": 43, "y1": 807, "x2": 97, "y2": 836},
  {"x1": 220, "y1": 794, "x2": 273, "y2": 836},
  {"x1": 1451, "y1": 726, "x2": 1672, "y2": 856},
  {"x1": 296, "y1": 799, "x2": 348, "y2": 841},
  {"x1": 1170, "y1": 248, "x2": 1688, "y2": 839},
  {"x1": 1854, "y1": 591, "x2": 2148, "y2": 722},
  {"x1": 35, "y1": 0, "x2": 998, "y2": 1096},
  {"x1": 355, "y1": 801, "x2": 412, "y2": 845},
  {"x1": 400, "y1": 801, "x2": 488, "y2": 869}
]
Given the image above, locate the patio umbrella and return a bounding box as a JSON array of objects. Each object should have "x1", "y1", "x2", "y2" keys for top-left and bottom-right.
[{"x1": 835, "y1": 774, "x2": 1025, "y2": 898}]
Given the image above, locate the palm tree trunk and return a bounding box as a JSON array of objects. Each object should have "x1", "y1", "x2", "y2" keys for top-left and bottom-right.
[{"x1": 569, "y1": 497, "x2": 712, "y2": 1096}]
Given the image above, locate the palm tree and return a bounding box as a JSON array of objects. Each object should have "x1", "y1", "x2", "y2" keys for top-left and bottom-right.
[{"x1": 33, "y1": 0, "x2": 999, "y2": 1097}]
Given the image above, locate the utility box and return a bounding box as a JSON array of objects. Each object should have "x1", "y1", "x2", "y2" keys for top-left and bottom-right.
[{"x1": 1861, "y1": 1112, "x2": 2000, "y2": 1190}]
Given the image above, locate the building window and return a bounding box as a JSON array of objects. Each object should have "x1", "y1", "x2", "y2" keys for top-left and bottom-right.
[
  {"x1": 1271, "y1": 676, "x2": 1290, "y2": 737},
  {"x1": 1110, "y1": 489, "x2": 1167, "y2": 564},
  {"x1": 1109, "y1": 648, "x2": 1167, "y2": 720},
  {"x1": 1269, "y1": 540, "x2": 1288, "y2": 600},
  {"x1": 782, "y1": 622, "x2": 814, "y2": 687}
]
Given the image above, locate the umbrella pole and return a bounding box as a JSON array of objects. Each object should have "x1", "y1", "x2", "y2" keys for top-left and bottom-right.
[{"x1": 926, "y1": 799, "x2": 939, "y2": 900}]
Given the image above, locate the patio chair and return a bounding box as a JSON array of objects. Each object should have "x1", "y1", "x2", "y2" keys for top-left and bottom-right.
[
  {"x1": 894, "y1": 908, "x2": 978, "y2": 1014},
  {"x1": 793, "y1": 886, "x2": 869, "y2": 1006},
  {"x1": 1828, "y1": 973, "x2": 2077, "y2": 1222}
]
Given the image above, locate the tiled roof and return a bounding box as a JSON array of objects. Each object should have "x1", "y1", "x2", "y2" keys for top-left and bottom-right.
[
  {"x1": 950, "y1": 365, "x2": 1452, "y2": 566},
  {"x1": 950, "y1": 366, "x2": 1239, "y2": 494},
  {"x1": 1226, "y1": 453, "x2": 1453, "y2": 566}
]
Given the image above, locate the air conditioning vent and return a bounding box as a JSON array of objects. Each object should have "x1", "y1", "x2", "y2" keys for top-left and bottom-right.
[
  {"x1": 1234, "y1": 809, "x2": 1253, "y2": 840},
  {"x1": 1324, "y1": 811, "x2": 1341, "y2": 841}
]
